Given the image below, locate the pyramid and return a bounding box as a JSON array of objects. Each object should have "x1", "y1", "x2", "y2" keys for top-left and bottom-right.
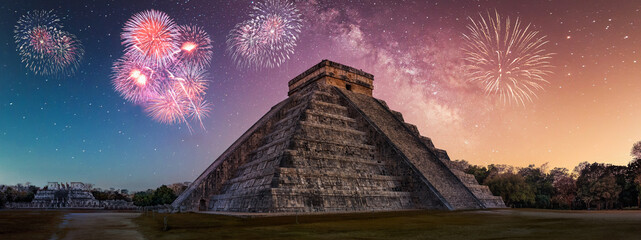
[{"x1": 172, "y1": 60, "x2": 505, "y2": 213}]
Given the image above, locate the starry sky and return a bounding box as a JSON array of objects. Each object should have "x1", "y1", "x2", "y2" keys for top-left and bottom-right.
[{"x1": 2, "y1": 0, "x2": 641, "y2": 191}]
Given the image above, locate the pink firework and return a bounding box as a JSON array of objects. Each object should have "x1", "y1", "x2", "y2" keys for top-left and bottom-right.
[
  {"x1": 121, "y1": 10, "x2": 178, "y2": 67},
  {"x1": 114, "y1": 10, "x2": 214, "y2": 131},
  {"x1": 176, "y1": 25, "x2": 213, "y2": 68},
  {"x1": 29, "y1": 27, "x2": 56, "y2": 55},
  {"x1": 145, "y1": 89, "x2": 189, "y2": 125},
  {"x1": 112, "y1": 56, "x2": 163, "y2": 104}
]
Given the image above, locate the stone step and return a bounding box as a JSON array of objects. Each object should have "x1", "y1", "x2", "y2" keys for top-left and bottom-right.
[
  {"x1": 310, "y1": 90, "x2": 341, "y2": 104},
  {"x1": 234, "y1": 156, "x2": 280, "y2": 177},
  {"x1": 250, "y1": 136, "x2": 289, "y2": 154},
  {"x1": 303, "y1": 109, "x2": 357, "y2": 129},
  {"x1": 420, "y1": 136, "x2": 434, "y2": 148},
  {"x1": 277, "y1": 167, "x2": 402, "y2": 181},
  {"x1": 298, "y1": 121, "x2": 367, "y2": 143},
  {"x1": 284, "y1": 150, "x2": 379, "y2": 166},
  {"x1": 271, "y1": 111, "x2": 300, "y2": 130},
  {"x1": 290, "y1": 138, "x2": 375, "y2": 159},
  {"x1": 308, "y1": 99, "x2": 349, "y2": 116},
  {"x1": 451, "y1": 169, "x2": 480, "y2": 185},
  {"x1": 404, "y1": 123, "x2": 420, "y2": 136},
  {"x1": 281, "y1": 151, "x2": 383, "y2": 172},
  {"x1": 270, "y1": 188, "x2": 412, "y2": 198},
  {"x1": 261, "y1": 123, "x2": 297, "y2": 144},
  {"x1": 223, "y1": 174, "x2": 274, "y2": 192}
]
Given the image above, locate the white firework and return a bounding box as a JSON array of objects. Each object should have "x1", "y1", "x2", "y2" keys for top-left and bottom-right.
[{"x1": 462, "y1": 11, "x2": 554, "y2": 105}]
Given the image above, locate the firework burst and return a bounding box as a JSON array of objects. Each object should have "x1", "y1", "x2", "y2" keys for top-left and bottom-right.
[
  {"x1": 50, "y1": 31, "x2": 84, "y2": 74},
  {"x1": 227, "y1": 19, "x2": 265, "y2": 69},
  {"x1": 121, "y1": 10, "x2": 179, "y2": 68},
  {"x1": 111, "y1": 55, "x2": 163, "y2": 104},
  {"x1": 462, "y1": 11, "x2": 553, "y2": 105},
  {"x1": 113, "y1": 10, "x2": 213, "y2": 132},
  {"x1": 175, "y1": 25, "x2": 213, "y2": 68},
  {"x1": 14, "y1": 10, "x2": 83, "y2": 75},
  {"x1": 227, "y1": 0, "x2": 302, "y2": 69}
]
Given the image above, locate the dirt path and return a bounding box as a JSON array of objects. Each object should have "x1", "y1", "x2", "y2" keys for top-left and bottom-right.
[{"x1": 52, "y1": 212, "x2": 144, "y2": 240}]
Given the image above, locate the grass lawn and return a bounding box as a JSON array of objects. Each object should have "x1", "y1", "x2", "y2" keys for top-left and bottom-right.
[
  {"x1": 133, "y1": 209, "x2": 641, "y2": 240},
  {"x1": 0, "y1": 210, "x2": 64, "y2": 240}
]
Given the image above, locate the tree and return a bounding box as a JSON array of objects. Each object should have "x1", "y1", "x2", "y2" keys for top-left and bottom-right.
[
  {"x1": 91, "y1": 190, "x2": 110, "y2": 201},
  {"x1": 465, "y1": 165, "x2": 490, "y2": 184},
  {"x1": 576, "y1": 163, "x2": 622, "y2": 209},
  {"x1": 627, "y1": 158, "x2": 641, "y2": 208},
  {"x1": 152, "y1": 185, "x2": 177, "y2": 205},
  {"x1": 631, "y1": 141, "x2": 641, "y2": 159},
  {"x1": 518, "y1": 164, "x2": 555, "y2": 208},
  {"x1": 133, "y1": 191, "x2": 154, "y2": 206},
  {"x1": 484, "y1": 173, "x2": 535, "y2": 207},
  {"x1": 549, "y1": 168, "x2": 577, "y2": 209},
  {"x1": 0, "y1": 191, "x2": 6, "y2": 209},
  {"x1": 635, "y1": 172, "x2": 641, "y2": 208}
]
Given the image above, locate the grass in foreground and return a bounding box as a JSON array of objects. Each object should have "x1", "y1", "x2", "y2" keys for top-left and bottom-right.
[
  {"x1": 0, "y1": 210, "x2": 63, "y2": 240},
  {"x1": 133, "y1": 209, "x2": 641, "y2": 240}
]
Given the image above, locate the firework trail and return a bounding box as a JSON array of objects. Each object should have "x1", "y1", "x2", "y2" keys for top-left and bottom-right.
[
  {"x1": 227, "y1": 0, "x2": 302, "y2": 69},
  {"x1": 14, "y1": 10, "x2": 84, "y2": 76},
  {"x1": 170, "y1": 64, "x2": 210, "y2": 129},
  {"x1": 175, "y1": 25, "x2": 213, "y2": 68},
  {"x1": 462, "y1": 10, "x2": 553, "y2": 105},
  {"x1": 121, "y1": 10, "x2": 179, "y2": 68},
  {"x1": 114, "y1": 10, "x2": 213, "y2": 132},
  {"x1": 145, "y1": 89, "x2": 189, "y2": 125}
]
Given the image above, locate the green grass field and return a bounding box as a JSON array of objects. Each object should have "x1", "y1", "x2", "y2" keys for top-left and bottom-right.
[{"x1": 133, "y1": 209, "x2": 641, "y2": 240}]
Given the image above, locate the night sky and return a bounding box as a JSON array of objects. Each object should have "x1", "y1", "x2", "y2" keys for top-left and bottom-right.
[{"x1": 2, "y1": 0, "x2": 641, "y2": 191}]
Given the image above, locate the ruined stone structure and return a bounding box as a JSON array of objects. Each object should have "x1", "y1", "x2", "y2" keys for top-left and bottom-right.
[
  {"x1": 172, "y1": 60, "x2": 505, "y2": 213},
  {"x1": 29, "y1": 182, "x2": 101, "y2": 208},
  {"x1": 7, "y1": 182, "x2": 136, "y2": 210}
]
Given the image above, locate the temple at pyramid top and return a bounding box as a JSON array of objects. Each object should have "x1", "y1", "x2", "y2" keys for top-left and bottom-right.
[
  {"x1": 172, "y1": 60, "x2": 505, "y2": 213},
  {"x1": 288, "y1": 60, "x2": 374, "y2": 96}
]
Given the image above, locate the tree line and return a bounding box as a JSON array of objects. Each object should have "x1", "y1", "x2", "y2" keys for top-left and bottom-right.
[
  {"x1": 458, "y1": 142, "x2": 641, "y2": 209},
  {"x1": 132, "y1": 185, "x2": 177, "y2": 206}
]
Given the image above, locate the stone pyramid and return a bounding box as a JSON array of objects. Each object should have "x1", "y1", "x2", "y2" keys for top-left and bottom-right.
[{"x1": 172, "y1": 60, "x2": 505, "y2": 213}]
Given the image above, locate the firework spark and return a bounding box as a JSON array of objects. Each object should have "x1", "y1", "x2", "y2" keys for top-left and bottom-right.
[
  {"x1": 121, "y1": 10, "x2": 179, "y2": 68},
  {"x1": 14, "y1": 10, "x2": 83, "y2": 75},
  {"x1": 175, "y1": 25, "x2": 213, "y2": 68},
  {"x1": 462, "y1": 11, "x2": 553, "y2": 105},
  {"x1": 227, "y1": 0, "x2": 302, "y2": 69}
]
